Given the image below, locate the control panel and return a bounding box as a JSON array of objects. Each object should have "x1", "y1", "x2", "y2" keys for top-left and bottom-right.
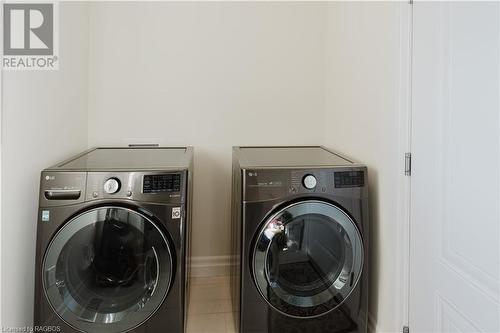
[
  {"x1": 143, "y1": 174, "x2": 181, "y2": 193},
  {"x1": 85, "y1": 172, "x2": 185, "y2": 204},
  {"x1": 334, "y1": 171, "x2": 365, "y2": 188},
  {"x1": 243, "y1": 168, "x2": 367, "y2": 202},
  {"x1": 39, "y1": 171, "x2": 186, "y2": 207}
]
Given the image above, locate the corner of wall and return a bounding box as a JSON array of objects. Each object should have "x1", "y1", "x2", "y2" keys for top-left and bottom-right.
[
  {"x1": 83, "y1": 2, "x2": 90, "y2": 150},
  {"x1": 320, "y1": 2, "x2": 330, "y2": 146},
  {"x1": 85, "y1": 2, "x2": 93, "y2": 149}
]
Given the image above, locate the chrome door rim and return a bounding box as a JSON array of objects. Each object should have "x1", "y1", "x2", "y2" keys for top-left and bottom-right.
[
  {"x1": 42, "y1": 206, "x2": 173, "y2": 333},
  {"x1": 252, "y1": 200, "x2": 364, "y2": 318}
]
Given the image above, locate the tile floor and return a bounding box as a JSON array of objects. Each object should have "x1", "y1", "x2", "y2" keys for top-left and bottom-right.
[{"x1": 187, "y1": 275, "x2": 236, "y2": 333}]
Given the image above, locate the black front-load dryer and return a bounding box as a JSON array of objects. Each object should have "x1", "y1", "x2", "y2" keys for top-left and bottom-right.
[
  {"x1": 231, "y1": 146, "x2": 369, "y2": 333},
  {"x1": 34, "y1": 147, "x2": 193, "y2": 333}
]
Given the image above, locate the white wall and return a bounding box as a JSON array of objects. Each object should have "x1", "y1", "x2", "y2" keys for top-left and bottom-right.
[
  {"x1": 324, "y1": 2, "x2": 403, "y2": 332},
  {"x1": 87, "y1": 2, "x2": 327, "y2": 259},
  {"x1": 1, "y1": 3, "x2": 89, "y2": 326}
]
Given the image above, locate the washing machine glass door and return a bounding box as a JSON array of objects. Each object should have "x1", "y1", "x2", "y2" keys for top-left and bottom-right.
[
  {"x1": 252, "y1": 200, "x2": 363, "y2": 318},
  {"x1": 42, "y1": 206, "x2": 173, "y2": 333}
]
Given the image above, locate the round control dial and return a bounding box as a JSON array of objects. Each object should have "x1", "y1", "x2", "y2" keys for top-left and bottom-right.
[
  {"x1": 104, "y1": 178, "x2": 120, "y2": 194},
  {"x1": 302, "y1": 174, "x2": 317, "y2": 190}
]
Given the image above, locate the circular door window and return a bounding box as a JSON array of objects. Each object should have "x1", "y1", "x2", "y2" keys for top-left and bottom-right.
[
  {"x1": 252, "y1": 200, "x2": 363, "y2": 318},
  {"x1": 43, "y1": 207, "x2": 173, "y2": 333}
]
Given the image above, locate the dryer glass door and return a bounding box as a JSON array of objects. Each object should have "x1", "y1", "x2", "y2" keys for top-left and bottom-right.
[
  {"x1": 252, "y1": 200, "x2": 364, "y2": 318},
  {"x1": 42, "y1": 206, "x2": 173, "y2": 333}
]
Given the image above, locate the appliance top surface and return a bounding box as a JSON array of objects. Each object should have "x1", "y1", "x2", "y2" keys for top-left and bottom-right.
[
  {"x1": 235, "y1": 146, "x2": 355, "y2": 168},
  {"x1": 48, "y1": 147, "x2": 192, "y2": 171}
]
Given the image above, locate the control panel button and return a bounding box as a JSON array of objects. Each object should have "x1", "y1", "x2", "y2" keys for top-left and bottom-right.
[
  {"x1": 303, "y1": 174, "x2": 317, "y2": 189},
  {"x1": 104, "y1": 178, "x2": 120, "y2": 194}
]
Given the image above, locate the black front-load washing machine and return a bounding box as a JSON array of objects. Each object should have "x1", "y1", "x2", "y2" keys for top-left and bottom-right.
[
  {"x1": 34, "y1": 147, "x2": 193, "y2": 333},
  {"x1": 231, "y1": 146, "x2": 369, "y2": 333}
]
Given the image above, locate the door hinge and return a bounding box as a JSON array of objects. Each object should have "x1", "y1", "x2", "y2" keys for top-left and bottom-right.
[
  {"x1": 403, "y1": 326, "x2": 410, "y2": 333},
  {"x1": 405, "y1": 152, "x2": 412, "y2": 176}
]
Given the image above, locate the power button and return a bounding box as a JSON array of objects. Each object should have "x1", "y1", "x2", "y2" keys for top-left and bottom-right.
[
  {"x1": 303, "y1": 174, "x2": 317, "y2": 190},
  {"x1": 104, "y1": 178, "x2": 120, "y2": 194}
]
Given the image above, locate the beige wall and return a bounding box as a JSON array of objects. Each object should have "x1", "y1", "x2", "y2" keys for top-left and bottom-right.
[
  {"x1": 87, "y1": 2, "x2": 327, "y2": 258},
  {"x1": 1, "y1": 3, "x2": 90, "y2": 326},
  {"x1": 0, "y1": 2, "x2": 407, "y2": 329},
  {"x1": 324, "y1": 2, "x2": 403, "y2": 332}
]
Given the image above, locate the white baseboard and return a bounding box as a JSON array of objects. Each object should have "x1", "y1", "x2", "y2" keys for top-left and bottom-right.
[{"x1": 190, "y1": 255, "x2": 235, "y2": 277}]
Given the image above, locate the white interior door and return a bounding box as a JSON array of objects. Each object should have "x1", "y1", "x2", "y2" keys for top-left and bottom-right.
[{"x1": 410, "y1": 2, "x2": 499, "y2": 332}]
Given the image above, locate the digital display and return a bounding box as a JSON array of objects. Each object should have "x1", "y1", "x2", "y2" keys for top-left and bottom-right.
[
  {"x1": 334, "y1": 171, "x2": 365, "y2": 188},
  {"x1": 143, "y1": 174, "x2": 181, "y2": 193}
]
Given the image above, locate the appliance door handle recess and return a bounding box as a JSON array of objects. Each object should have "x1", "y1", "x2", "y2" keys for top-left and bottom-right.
[{"x1": 44, "y1": 190, "x2": 81, "y2": 200}]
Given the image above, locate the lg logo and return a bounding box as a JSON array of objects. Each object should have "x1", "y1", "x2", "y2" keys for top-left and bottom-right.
[{"x1": 4, "y1": 3, "x2": 54, "y2": 56}]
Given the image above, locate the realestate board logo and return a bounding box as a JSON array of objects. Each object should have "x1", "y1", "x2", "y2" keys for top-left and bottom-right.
[{"x1": 3, "y1": 2, "x2": 59, "y2": 70}]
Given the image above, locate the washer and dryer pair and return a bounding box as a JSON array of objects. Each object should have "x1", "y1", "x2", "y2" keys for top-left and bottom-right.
[
  {"x1": 34, "y1": 147, "x2": 193, "y2": 333},
  {"x1": 34, "y1": 146, "x2": 369, "y2": 333},
  {"x1": 231, "y1": 146, "x2": 369, "y2": 333}
]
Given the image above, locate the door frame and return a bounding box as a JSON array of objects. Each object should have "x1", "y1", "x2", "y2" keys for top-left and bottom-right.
[
  {"x1": 0, "y1": 0, "x2": 4, "y2": 327},
  {"x1": 394, "y1": 1, "x2": 413, "y2": 331}
]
